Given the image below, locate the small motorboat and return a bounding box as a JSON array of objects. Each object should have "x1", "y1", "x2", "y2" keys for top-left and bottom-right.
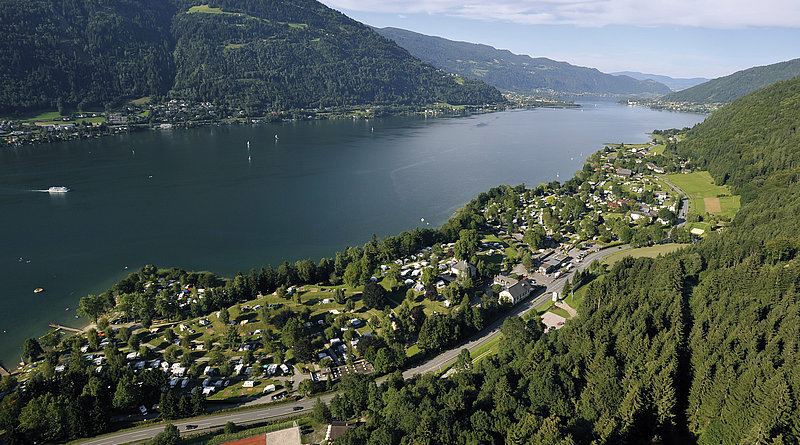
[{"x1": 34, "y1": 287, "x2": 44, "y2": 293}]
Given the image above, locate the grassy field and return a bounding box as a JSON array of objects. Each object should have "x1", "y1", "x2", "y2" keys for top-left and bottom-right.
[
  {"x1": 187, "y1": 4, "x2": 226, "y2": 14},
  {"x1": 602, "y1": 244, "x2": 689, "y2": 266},
  {"x1": 130, "y1": 96, "x2": 151, "y2": 106},
  {"x1": 650, "y1": 144, "x2": 666, "y2": 155},
  {"x1": 1, "y1": 109, "x2": 106, "y2": 125},
  {"x1": 469, "y1": 334, "x2": 502, "y2": 364},
  {"x1": 688, "y1": 222, "x2": 712, "y2": 235},
  {"x1": 663, "y1": 171, "x2": 740, "y2": 218},
  {"x1": 181, "y1": 418, "x2": 316, "y2": 445},
  {"x1": 569, "y1": 284, "x2": 588, "y2": 309}
]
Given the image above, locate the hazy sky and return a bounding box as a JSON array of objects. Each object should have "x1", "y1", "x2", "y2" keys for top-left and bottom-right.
[{"x1": 318, "y1": 0, "x2": 800, "y2": 79}]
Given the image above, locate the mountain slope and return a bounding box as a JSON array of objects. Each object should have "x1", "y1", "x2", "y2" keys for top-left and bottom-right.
[
  {"x1": 375, "y1": 27, "x2": 672, "y2": 97},
  {"x1": 611, "y1": 71, "x2": 708, "y2": 91},
  {"x1": 168, "y1": 0, "x2": 502, "y2": 109},
  {"x1": 0, "y1": 0, "x2": 501, "y2": 114},
  {"x1": 0, "y1": 0, "x2": 177, "y2": 113},
  {"x1": 661, "y1": 58, "x2": 800, "y2": 104}
]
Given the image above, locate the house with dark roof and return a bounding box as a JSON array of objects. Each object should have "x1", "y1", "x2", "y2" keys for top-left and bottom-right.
[
  {"x1": 494, "y1": 274, "x2": 535, "y2": 305},
  {"x1": 448, "y1": 260, "x2": 477, "y2": 278},
  {"x1": 615, "y1": 168, "x2": 633, "y2": 177}
]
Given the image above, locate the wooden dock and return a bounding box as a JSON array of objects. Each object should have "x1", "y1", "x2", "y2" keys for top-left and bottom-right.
[{"x1": 48, "y1": 323, "x2": 83, "y2": 333}]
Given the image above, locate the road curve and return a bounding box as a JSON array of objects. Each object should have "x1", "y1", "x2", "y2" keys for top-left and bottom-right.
[
  {"x1": 657, "y1": 175, "x2": 690, "y2": 226},
  {"x1": 76, "y1": 246, "x2": 630, "y2": 444},
  {"x1": 403, "y1": 244, "x2": 629, "y2": 379}
]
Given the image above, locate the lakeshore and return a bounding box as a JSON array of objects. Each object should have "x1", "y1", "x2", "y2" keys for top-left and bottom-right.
[
  {"x1": 3, "y1": 126, "x2": 735, "y2": 444},
  {"x1": 0, "y1": 103, "x2": 706, "y2": 368},
  {"x1": 0, "y1": 94, "x2": 579, "y2": 148}
]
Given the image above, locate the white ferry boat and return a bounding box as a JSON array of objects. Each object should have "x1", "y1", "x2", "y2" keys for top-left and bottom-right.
[{"x1": 48, "y1": 186, "x2": 70, "y2": 193}]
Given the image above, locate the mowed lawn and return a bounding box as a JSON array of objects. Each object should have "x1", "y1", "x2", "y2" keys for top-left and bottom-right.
[
  {"x1": 663, "y1": 171, "x2": 740, "y2": 218},
  {"x1": 602, "y1": 244, "x2": 689, "y2": 266}
]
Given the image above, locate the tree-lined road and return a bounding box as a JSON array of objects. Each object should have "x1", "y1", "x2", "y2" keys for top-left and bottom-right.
[
  {"x1": 404, "y1": 243, "x2": 629, "y2": 379},
  {"x1": 76, "y1": 394, "x2": 335, "y2": 445},
  {"x1": 658, "y1": 175, "x2": 690, "y2": 226}
]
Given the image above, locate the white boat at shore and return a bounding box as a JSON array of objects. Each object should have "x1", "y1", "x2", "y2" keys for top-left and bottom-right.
[{"x1": 48, "y1": 186, "x2": 70, "y2": 193}]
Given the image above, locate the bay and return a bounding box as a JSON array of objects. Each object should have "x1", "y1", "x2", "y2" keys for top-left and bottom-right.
[{"x1": 0, "y1": 102, "x2": 705, "y2": 367}]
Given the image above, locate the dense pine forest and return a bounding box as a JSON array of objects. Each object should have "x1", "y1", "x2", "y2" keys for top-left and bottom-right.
[
  {"x1": 328, "y1": 78, "x2": 800, "y2": 444},
  {"x1": 0, "y1": 0, "x2": 501, "y2": 114}
]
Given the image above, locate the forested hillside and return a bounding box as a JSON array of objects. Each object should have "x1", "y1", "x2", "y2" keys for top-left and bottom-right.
[
  {"x1": 0, "y1": 0, "x2": 176, "y2": 113},
  {"x1": 375, "y1": 27, "x2": 672, "y2": 97},
  {"x1": 661, "y1": 58, "x2": 800, "y2": 105},
  {"x1": 332, "y1": 78, "x2": 800, "y2": 444},
  {"x1": 0, "y1": 0, "x2": 501, "y2": 114}
]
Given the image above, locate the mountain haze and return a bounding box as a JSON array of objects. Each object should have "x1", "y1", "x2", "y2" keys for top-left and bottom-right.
[
  {"x1": 375, "y1": 27, "x2": 672, "y2": 98},
  {"x1": 611, "y1": 71, "x2": 708, "y2": 91},
  {"x1": 660, "y1": 58, "x2": 800, "y2": 104},
  {"x1": 0, "y1": 0, "x2": 501, "y2": 114}
]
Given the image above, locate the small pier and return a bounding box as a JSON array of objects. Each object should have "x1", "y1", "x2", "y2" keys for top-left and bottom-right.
[{"x1": 48, "y1": 323, "x2": 83, "y2": 333}]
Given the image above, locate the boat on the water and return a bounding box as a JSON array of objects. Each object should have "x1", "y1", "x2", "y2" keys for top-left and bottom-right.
[
  {"x1": 48, "y1": 186, "x2": 70, "y2": 193},
  {"x1": 34, "y1": 287, "x2": 43, "y2": 293}
]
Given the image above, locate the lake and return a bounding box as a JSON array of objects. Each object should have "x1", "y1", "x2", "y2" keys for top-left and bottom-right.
[{"x1": 0, "y1": 102, "x2": 705, "y2": 367}]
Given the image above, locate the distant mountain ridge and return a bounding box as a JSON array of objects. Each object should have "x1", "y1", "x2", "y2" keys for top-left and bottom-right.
[
  {"x1": 611, "y1": 71, "x2": 708, "y2": 91},
  {"x1": 660, "y1": 58, "x2": 800, "y2": 104},
  {"x1": 0, "y1": 0, "x2": 502, "y2": 114},
  {"x1": 374, "y1": 27, "x2": 672, "y2": 98}
]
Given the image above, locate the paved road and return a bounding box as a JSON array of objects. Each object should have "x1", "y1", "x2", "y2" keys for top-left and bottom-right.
[
  {"x1": 658, "y1": 175, "x2": 690, "y2": 226},
  {"x1": 76, "y1": 394, "x2": 336, "y2": 445},
  {"x1": 76, "y1": 245, "x2": 629, "y2": 444},
  {"x1": 404, "y1": 244, "x2": 630, "y2": 379}
]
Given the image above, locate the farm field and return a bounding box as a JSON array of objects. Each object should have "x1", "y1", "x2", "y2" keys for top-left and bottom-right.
[
  {"x1": 601, "y1": 243, "x2": 689, "y2": 266},
  {"x1": 663, "y1": 171, "x2": 740, "y2": 218}
]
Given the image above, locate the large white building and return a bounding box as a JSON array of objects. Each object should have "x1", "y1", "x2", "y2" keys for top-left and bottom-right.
[{"x1": 494, "y1": 274, "x2": 535, "y2": 305}]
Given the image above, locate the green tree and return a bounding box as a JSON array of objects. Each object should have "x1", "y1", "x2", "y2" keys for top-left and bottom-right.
[
  {"x1": 362, "y1": 281, "x2": 387, "y2": 310},
  {"x1": 87, "y1": 328, "x2": 100, "y2": 350},
  {"x1": 219, "y1": 307, "x2": 230, "y2": 324},
  {"x1": 0, "y1": 375, "x2": 17, "y2": 392},
  {"x1": 454, "y1": 348, "x2": 472, "y2": 373},
  {"x1": 298, "y1": 379, "x2": 315, "y2": 397},
  {"x1": 113, "y1": 375, "x2": 140, "y2": 411},
  {"x1": 334, "y1": 288, "x2": 347, "y2": 304},
  {"x1": 293, "y1": 337, "x2": 313, "y2": 363},
  {"x1": 78, "y1": 294, "x2": 106, "y2": 322},
  {"x1": 453, "y1": 229, "x2": 480, "y2": 261},
  {"x1": 223, "y1": 325, "x2": 240, "y2": 350},
  {"x1": 224, "y1": 421, "x2": 237, "y2": 434},
  {"x1": 282, "y1": 318, "x2": 302, "y2": 348},
  {"x1": 22, "y1": 337, "x2": 43, "y2": 363},
  {"x1": 149, "y1": 424, "x2": 180, "y2": 445},
  {"x1": 312, "y1": 398, "x2": 332, "y2": 423}
]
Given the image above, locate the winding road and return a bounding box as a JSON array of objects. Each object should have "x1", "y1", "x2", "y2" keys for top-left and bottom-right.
[
  {"x1": 75, "y1": 245, "x2": 630, "y2": 444},
  {"x1": 657, "y1": 175, "x2": 690, "y2": 226}
]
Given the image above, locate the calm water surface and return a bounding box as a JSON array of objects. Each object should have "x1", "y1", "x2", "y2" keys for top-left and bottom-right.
[{"x1": 0, "y1": 102, "x2": 705, "y2": 366}]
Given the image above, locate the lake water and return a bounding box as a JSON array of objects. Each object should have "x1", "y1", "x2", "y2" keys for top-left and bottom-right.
[{"x1": 0, "y1": 102, "x2": 705, "y2": 367}]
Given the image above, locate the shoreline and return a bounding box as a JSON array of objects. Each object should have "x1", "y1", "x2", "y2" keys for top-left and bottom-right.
[
  {"x1": 0, "y1": 103, "x2": 705, "y2": 372},
  {"x1": 1, "y1": 96, "x2": 581, "y2": 149}
]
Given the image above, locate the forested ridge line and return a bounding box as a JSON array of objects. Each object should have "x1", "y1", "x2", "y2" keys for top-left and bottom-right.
[
  {"x1": 660, "y1": 58, "x2": 800, "y2": 106},
  {"x1": 0, "y1": 0, "x2": 502, "y2": 115}
]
